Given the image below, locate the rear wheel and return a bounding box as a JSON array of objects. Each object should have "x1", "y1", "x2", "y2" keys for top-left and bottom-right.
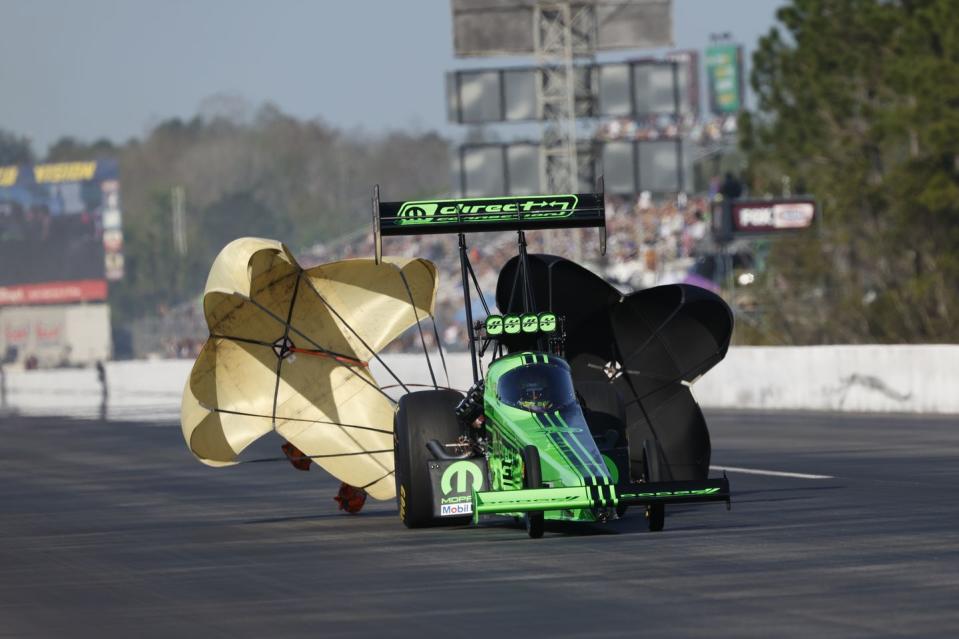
[
  {"x1": 394, "y1": 389, "x2": 466, "y2": 528},
  {"x1": 522, "y1": 445, "x2": 545, "y2": 539},
  {"x1": 642, "y1": 439, "x2": 666, "y2": 532}
]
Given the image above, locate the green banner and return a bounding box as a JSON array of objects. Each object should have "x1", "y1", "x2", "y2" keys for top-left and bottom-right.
[{"x1": 705, "y1": 43, "x2": 743, "y2": 114}]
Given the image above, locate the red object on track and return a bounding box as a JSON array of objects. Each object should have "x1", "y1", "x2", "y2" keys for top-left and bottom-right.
[
  {"x1": 334, "y1": 482, "x2": 368, "y2": 514},
  {"x1": 281, "y1": 442, "x2": 313, "y2": 471}
]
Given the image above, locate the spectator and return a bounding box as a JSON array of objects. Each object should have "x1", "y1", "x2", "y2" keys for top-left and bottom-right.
[{"x1": 720, "y1": 172, "x2": 743, "y2": 200}]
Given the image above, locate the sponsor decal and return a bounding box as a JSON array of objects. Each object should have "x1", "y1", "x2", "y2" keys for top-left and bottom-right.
[
  {"x1": 0, "y1": 166, "x2": 18, "y2": 187},
  {"x1": 102, "y1": 209, "x2": 122, "y2": 230},
  {"x1": 33, "y1": 162, "x2": 97, "y2": 183},
  {"x1": 485, "y1": 315, "x2": 504, "y2": 335},
  {"x1": 484, "y1": 494, "x2": 582, "y2": 506},
  {"x1": 440, "y1": 502, "x2": 473, "y2": 517},
  {"x1": 733, "y1": 201, "x2": 815, "y2": 232},
  {"x1": 486, "y1": 313, "x2": 559, "y2": 337},
  {"x1": 0, "y1": 280, "x2": 107, "y2": 306},
  {"x1": 521, "y1": 313, "x2": 538, "y2": 333},
  {"x1": 4, "y1": 324, "x2": 30, "y2": 345},
  {"x1": 620, "y1": 487, "x2": 721, "y2": 499},
  {"x1": 34, "y1": 321, "x2": 63, "y2": 343},
  {"x1": 395, "y1": 201, "x2": 439, "y2": 224},
  {"x1": 440, "y1": 460, "x2": 484, "y2": 495},
  {"x1": 538, "y1": 313, "x2": 557, "y2": 333},
  {"x1": 393, "y1": 195, "x2": 578, "y2": 227},
  {"x1": 103, "y1": 229, "x2": 124, "y2": 252}
]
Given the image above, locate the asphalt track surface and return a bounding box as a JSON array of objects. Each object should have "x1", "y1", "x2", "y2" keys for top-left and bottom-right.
[{"x1": 1, "y1": 410, "x2": 958, "y2": 638}]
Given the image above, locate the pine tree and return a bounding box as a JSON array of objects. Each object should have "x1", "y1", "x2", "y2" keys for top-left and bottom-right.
[{"x1": 742, "y1": 0, "x2": 959, "y2": 343}]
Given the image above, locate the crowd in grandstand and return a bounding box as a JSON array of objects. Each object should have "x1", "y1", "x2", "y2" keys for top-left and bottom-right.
[
  {"x1": 301, "y1": 193, "x2": 717, "y2": 352},
  {"x1": 134, "y1": 192, "x2": 724, "y2": 358}
]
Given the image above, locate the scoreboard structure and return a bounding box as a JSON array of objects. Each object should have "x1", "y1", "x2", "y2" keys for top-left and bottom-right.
[
  {"x1": 0, "y1": 160, "x2": 122, "y2": 366},
  {"x1": 0, "y1": 159, "x2": 123, "y2": 306}
]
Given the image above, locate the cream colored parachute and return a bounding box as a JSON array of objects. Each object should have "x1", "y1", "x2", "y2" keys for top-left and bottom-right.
[{"x1": 181, "y1": 237, "x2": 438, "y2": 500}]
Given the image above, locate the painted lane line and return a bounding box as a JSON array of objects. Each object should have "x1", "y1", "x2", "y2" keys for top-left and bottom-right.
[{"x1": 710, "y1": 465, "x2": 834, "y2": 480}]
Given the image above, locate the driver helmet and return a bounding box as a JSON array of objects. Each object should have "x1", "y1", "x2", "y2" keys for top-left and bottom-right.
[{"x1": 519, "y1": 379, "x2": 550, "y2": 408}]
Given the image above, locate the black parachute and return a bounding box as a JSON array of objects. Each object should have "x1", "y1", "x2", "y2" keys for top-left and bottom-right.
[{"x1": 496, "y1": 254, "x2": 733, "y2": 481}]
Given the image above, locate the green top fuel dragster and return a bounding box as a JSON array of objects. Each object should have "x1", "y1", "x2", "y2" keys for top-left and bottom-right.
[{"x1": 376, "y1": 186, "x2": 734, "y2": 538}]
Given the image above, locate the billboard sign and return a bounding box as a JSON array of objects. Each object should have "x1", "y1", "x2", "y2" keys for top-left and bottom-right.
[
  {"x1": 712, "y1": 197, "x2": 818, "y2": 240},
  {"x1": 731, "y1": 199, "x2": 817, "y2": 234},
  {"x1": 451, "y1": 0, "x2": 673, "y2": 57},
  {"x1": 0, "y1": 159, "x2": 123, "y2": 306},
  {"x1": 448, "y1": 59, "x2": 689, "y2": 124},
  {"x1": 705, "y1": 43, "x2": 744, "y2": 114}
]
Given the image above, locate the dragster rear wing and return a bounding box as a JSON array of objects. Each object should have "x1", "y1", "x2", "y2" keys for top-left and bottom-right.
[
  {"x1": 471, "y1": 477, "x2": 730, "y2": 522},
  {"x1": 371, "y1": 185, "x2": 606, "y2": 263}
]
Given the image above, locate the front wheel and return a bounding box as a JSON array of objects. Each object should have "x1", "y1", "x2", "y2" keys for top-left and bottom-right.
[{"x1": 522, "y1": 445, "x2": 545, "y2": 539}]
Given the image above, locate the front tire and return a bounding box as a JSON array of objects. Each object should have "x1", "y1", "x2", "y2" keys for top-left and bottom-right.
[
  {"x1": 522, "y1": 445, "x2": 545, "y2": 539},
  {"x1": 394, "y1": 389, "x2": 465, "y2": 528}
]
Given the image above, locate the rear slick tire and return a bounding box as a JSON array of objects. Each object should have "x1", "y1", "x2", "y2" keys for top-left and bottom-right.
[{"x1": 394, "y1": 389, "x2": 466, "y2": 529}]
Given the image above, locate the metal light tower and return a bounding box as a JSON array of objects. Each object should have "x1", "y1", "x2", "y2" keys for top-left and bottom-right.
[
  {"x1": 450, "y1": 0, "x2": 676, "y2": 205},
  {"x1": 533, "y1": 2, "x2": 596, "y2": 195}
]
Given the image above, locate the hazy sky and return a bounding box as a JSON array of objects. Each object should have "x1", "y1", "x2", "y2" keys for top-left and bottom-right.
[{"x1": 0, "y1": 0, "x2": 785, "y2": 153}]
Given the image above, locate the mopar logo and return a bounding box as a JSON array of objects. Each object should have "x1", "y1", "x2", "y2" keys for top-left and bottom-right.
[
  {"x1": 393, "y1": 195, "x2": 578, "y2": 226},
  {"x1": 396, "y1": 202, "x2": 438, "y2": 223},
  {"x1": 441, "y1": 461, "x2": 484, "y2": 495}
]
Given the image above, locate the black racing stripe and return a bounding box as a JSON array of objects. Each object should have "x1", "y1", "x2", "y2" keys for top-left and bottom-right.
[
  {"x1": 539, "y1": 412, "x2": 589, "y2": 481},
  {"x1": 589, "y1": 484, "x2": 605, "y2": 507},
  {"x1": 607, "y1": 484, "x2": 617, "y2": 507},
  {"x1": 533, "y1": 411, "x2": 587, "y2": 482},
  {"x1": 545, "y1": 411, "x2": 600, "y2": 488},
  {"x1": 554, "y1": 408, "x2": 610, "y2": 486}
]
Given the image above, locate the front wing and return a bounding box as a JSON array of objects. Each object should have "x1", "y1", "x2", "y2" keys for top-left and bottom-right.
[{"x1": 471, "y1": 477, "x2": 730, "y2": 523}]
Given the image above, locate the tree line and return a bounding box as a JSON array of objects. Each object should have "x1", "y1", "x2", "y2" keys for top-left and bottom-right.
[
  {"x1": 740, "y1": 0, "x2": 959, "y2": 343},
  {"x1": 1, "y1": 100, "x2": 450, "y2": 330}
]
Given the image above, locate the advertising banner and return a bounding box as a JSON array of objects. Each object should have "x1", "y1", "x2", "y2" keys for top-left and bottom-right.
[
  {"x1": 731, "y1": 199, "x2": 817, "y2": 234},
  {"x1": 712, "y1": 197, "x2": 818, "y2": 240},
  {"x1": 705, "y1": 43, "x2": 744, "y2": 114},
  {"x1": 0, "y1": 159, "x2": 124, "y2": 306}
]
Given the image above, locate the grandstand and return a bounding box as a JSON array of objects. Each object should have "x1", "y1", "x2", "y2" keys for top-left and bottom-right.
[{"x1": 127, "y1": 194, "x2": 721, "y2": 358}]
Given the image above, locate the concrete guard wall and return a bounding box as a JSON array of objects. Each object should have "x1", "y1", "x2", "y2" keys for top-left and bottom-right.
[{"x1": 2, "y1": 345, "x2": 958, "y2": 417}]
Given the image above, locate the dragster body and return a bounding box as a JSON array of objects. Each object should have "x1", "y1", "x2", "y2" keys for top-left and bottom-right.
[{"x1": 472, "y1": 351, "x2": 728, "y2": 523}]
